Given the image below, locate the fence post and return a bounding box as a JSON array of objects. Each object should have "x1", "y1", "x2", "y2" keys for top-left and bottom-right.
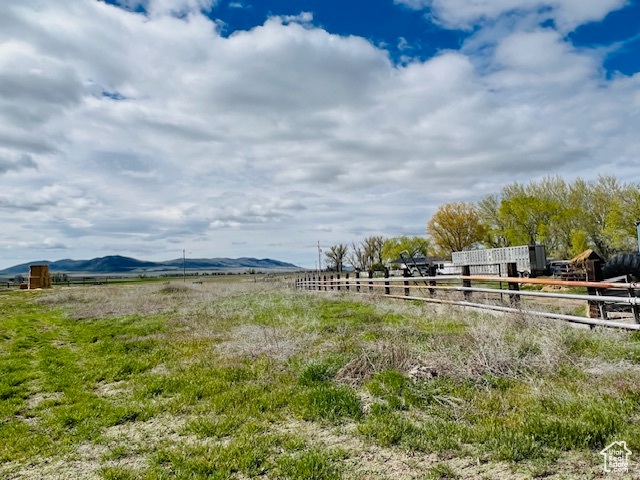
[
  {"x1": 506, "y1": 262, "x2": 520, "y2": 307},
  {"x1": 330, "y1": 275, "x2": 334, "y2": 291},
  {"x1": 345, "y1": 273, "x2": 350, "y2": 292},
  {"x1": 368, "y1": 270, "x2": 373, "y2": 293},
  {"x1": 586, "y1": 259, "x2": 604, "y2": 324},
  {"x1": 629, "y1": 285, "x2": 640, "y2": 324},
  {"x1": 428, "y1": 265, "x2": 437, "y2": 297},
  {"x1": 403, "y1": 268, "x2": 410, "y2": 296},
  {"x1": 356, "y1": 271, "x2": 360, "y2": 293},
  {"x1": 462, "y1": 265, "x2": 471, "y2": 301},
  {"x1": 384, "y1": 269, "x2": 390, "y2": 295},
  {"x1": 322, "y1": 275, "x2": 326, "y2": 291},
  {"x1": 337, "y1": 273, "x2": 341, "y2": 291}
]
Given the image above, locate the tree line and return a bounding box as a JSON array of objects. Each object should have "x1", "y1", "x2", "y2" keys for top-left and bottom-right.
[{"x1": 324, "y1": 175, "x2": 640, "y2": 271}]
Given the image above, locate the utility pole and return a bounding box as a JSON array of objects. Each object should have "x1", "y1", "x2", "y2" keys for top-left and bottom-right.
[
  {"x1": 317, "y1": 241, "x2": 322, "y2": 276},
  {"x1": 183, "y1": 249, "x2": 186, "y2": 283}
]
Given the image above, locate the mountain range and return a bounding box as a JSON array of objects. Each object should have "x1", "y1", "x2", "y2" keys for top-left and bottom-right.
[{"x1": 0, "y1": 255, "x2": 300, "y2": 275}]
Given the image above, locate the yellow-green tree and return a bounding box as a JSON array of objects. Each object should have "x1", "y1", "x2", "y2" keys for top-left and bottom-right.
[
  {"x1": 569, "y1": 175, "x2": 639, "y2": 258},
  {"x1": 382, "y1": 236, "x2": 431, "y2": 264},
  {"x1": 477, "y1": 175, "x2": 639, "y2": 259},
  {"x1": 427, "y1": 202, "x2": 486, "y2": 257}
]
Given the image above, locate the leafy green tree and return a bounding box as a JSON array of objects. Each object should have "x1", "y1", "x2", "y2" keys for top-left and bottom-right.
[
  {"x1": 382, "y1": 236, "x2": 431, "y2": 263},
  {"x1": 569, "y1": 175, "x2": 636, "y2": 258},
  {"x1": 499, "y1": 194, "x2": 562, "y2": 247},
  {"x1": 478, "y1": 175, "x2": 639, "y2": 259},
  {"x1": 427, "y1": 202, "x2": 486, "y2": 257},
  {"x1": 477, "y1": 193, "x2": 510, "y2": 248}
]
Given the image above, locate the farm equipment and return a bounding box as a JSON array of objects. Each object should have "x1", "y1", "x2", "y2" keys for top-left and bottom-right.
[{"x1": 601, "y1": 221, "x2": 640, "y2": 281}]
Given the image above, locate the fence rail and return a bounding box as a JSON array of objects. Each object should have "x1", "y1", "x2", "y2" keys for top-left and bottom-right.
[{"x1": 295, "y1": 266, "x2": 640, "y2": 331}]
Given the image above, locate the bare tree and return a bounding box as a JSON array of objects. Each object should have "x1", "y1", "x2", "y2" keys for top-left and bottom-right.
[
  {"x1": 347, "y1": 236, "x2": 386, "y2": 272},
  {"x1": 325, "y1": 244, "x2": 348, "y2": 272},
  {"x1": 363, "y1": 235, "x2": 385, "y2": 269},
  {"x1": 347, "y1": 241, "x2": 369, "y2": 272}
]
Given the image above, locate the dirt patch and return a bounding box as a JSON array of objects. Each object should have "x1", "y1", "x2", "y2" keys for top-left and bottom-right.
[
  {"x1": 94, "y1": 380, "x2": 129, "y2": 397},
  {"x1": 0, "y1": 443, "x2": 107, "y2": 480},
  {"x1": 274, "y1": 419, "x2": 532, "y2": 479}
]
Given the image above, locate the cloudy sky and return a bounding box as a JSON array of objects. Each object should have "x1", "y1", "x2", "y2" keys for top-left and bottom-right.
[{"x1": 1, "y1": 0, "x2": 639, "y2": 269}]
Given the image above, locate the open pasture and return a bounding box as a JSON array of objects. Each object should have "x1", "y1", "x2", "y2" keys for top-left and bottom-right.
[{"x1": 1, "y1": 277, "x2": 639, "y2": 479}]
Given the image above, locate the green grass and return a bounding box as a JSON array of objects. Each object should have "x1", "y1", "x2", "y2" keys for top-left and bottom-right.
[
  {"x1": 1, "y1": 282, "x2": 640, "y2": 479},
  {"x1": 424, "y1": 462, "x2": 461, "y2": 479}
]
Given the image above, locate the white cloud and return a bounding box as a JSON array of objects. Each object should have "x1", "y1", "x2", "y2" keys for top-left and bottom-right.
[
  {"x1": 0, "y1": 0, "x2": 638, "y2": 268},
  {"x1": 275, "y1": 11, "x2": 314, "y2": 25},
  {"x1": 116, "y1": 0, "x2": 217, "y2": 16},
  {"x1": 394, "y1": 0, "x2": 627, "y2": 32}
]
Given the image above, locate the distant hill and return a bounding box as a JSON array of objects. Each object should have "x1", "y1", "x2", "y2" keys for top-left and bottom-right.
[{"x1": 0, "y1": 255, "x2": 300, "y2": 275}]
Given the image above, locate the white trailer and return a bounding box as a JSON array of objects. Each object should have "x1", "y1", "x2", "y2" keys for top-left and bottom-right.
[{"x1": 452, "y1": 245, "x2": 547, "y2": 277}]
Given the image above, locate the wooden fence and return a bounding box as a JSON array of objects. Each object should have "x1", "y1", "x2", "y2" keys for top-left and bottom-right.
[{"x1": 295, "y1": 263, "x2": 640, "y2": 331}]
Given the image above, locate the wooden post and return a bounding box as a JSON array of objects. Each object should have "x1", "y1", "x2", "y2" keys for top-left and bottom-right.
[
  {"x1": 323, "y1": 275, "x2": 327, "y2": 291},
  {"x1": 506, "y1": 262, "x2": 520, "y2": 307},
  {"x1": 337, "y1": 273, "x2": 341, "y2": 291},
  {"x1": 428, "y1": 265, "x2": 437, "y2": 297},
  {"x1": 368, "y1": 270, "x2": 373, "y2": 293},
  {"x1": 355, "y1": 271, "x2": 360, "y2": 293},
  {"x1": 586, "y1": 259, "x2": 604, "y2": 323},
  {"x1": 629, "y1": 285, "x2": 640, "y2": 324},
  {"x1": 384, "y1": 269, "x2": 390, "y2": 295},
  {"x1": 345, "y1": 273, "x2": 350, "y2": 292},
  {"x1": 403, "y1": 268, "x2": 410, "y2": 296},
  {"x1": 462, "y1": 265, "x2": 471, "y2": 301},
  {"x1": 330, "y1": 275, "x2": 334, "y2": 291}
]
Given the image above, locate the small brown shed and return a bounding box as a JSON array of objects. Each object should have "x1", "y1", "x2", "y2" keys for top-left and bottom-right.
[{"x1": 569, "y1": 249, "x2": 603, "y2": 269}]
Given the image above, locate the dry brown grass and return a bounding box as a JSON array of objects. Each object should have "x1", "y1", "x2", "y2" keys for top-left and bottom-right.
[
  {"x1": 336, "y1": 340, "x2": 419, "y2": 385},
  {"x1": 215, "y1": 324, "x2": 318, "y2": 360}
]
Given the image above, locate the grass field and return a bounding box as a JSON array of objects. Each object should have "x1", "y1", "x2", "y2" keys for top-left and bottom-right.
[{"x1": 1, "y1": 277, "x2": 639, "y2": 479}]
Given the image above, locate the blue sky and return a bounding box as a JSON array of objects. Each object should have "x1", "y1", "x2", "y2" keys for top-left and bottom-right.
[
  {"x1": 107, "y1": 0, "x2": 640, "y2": 74},
  {"x1": 210, "y1": 0, "x2": 466, "y2": 63},
  {"x1": 569, "y1": 2, "x2": 640, "y2": 75},
  {"x1": 0, "y1": 0, "x2": 639, "y2": 268}
]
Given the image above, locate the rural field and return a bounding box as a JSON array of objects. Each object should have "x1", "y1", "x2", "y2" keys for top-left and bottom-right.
[{"x1": 1, "y1": 277, "x2": 640, "y2": 479}]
